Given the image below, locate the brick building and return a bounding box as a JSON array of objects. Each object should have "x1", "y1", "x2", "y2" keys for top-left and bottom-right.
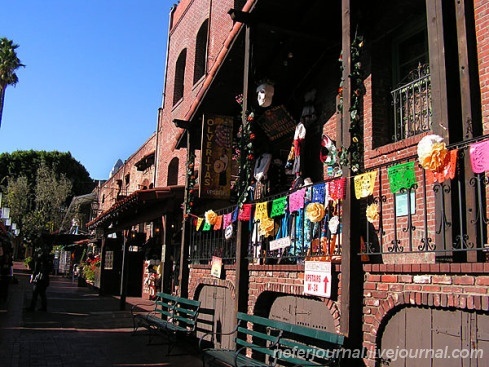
[{"x1": 88, "y1": 1, "x2": 489, "y2": 366}]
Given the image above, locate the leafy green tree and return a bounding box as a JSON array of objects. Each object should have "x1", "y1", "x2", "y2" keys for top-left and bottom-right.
[
  {"x1": 0, "y1": 151, "x2": 95, "y2": 246},
  {"x1": 0, "y1": 37, "x2": 24, "y2": 128},
  {"x1": 35, "y1": 161, "x2": 72, "y2": 232},
  {"x1": 0, "y1": 150, "x2": 94, "y2": 196}
]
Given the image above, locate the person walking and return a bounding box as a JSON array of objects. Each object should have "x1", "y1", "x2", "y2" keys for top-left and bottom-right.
[{"x1": 26, "y1": 251, "x2": 51, "y2": 311}]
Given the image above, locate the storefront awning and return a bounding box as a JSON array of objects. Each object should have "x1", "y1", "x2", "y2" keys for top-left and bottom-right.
[{"x1": 87, "y1": 185, "x2": 185, "y2": 232}]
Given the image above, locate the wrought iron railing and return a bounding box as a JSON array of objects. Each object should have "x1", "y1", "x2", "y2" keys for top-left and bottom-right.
[
  {"x1": 391, "y1": 64, "x2": 432, "y2": 141},
  {"x1": 188, "y1": 180, "x2": 345, "y2": 265},
  {"x1": 362, "y1": 135, "x2": 489, "y2": 261},
  {"x1": 188, "y1": 135, "x2": 489, "y2": 265}
]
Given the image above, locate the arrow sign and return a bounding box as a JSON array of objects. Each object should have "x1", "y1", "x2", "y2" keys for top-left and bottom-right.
[{"x1": 304, "y1": 261, "x2": 332, "y2": 298}]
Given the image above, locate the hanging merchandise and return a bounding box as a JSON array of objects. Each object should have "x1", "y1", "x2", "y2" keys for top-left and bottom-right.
[
  {"x1": 238, "y1": 203, "x2": 253, "y2": 221},
  {"x1": 366, "y1": 203, "x2": 380, "y2": 223},
  {"x1": 270, "y1": 196, "x2": 287, "y2": 218},
  {"x1": 469, "y1": 138, "x2": 489, "y2": 173},
  {"x1": 328, "y1": 215, "x2": 340, "y2": 235},
  {"x1": 232, "y1": 207, "x2": 239, "y2": 222},
  {"x1": 387, "y1": 161, "x2": 416, "y2": 194},
  {"x1": 223, "y1": 212, "x2": 233, "y2": 228},
  {"x1": 288, "y1": 188, "x2": 306, "y2": 213},
  {"x1": 417, "y1": 134, "x2": 448, "y2": 171},
  {"x1": 259, "y1": 217, "x2": 277, "y2": 238},
  {"x1": 254, "y1": 201, "x2": 269, "y2": 222},
  {"x1": 425, "y1": 148, "x2": 458, "y2": 183},
  {"x1": 320, "y1": 134, "x2": 338, "y2": 167},
  {"x1": 328, "y1": 177, "x2": 347, "y2": 201},
  {"x1": 256, "y1": 81, "x2": 275, "y2": 108},
  {"x1": 353, "y1": 171, "x2": 377, "y2": 199},
  {"x1": 213, "y1": 215, "x2": 223, "y2": 231},
  {"x1": 205, "y1": 210, "x2": 218, "y2": 226},
  {"x1": 254, "y1": 153, "x2": 273, "y2": 182},
  {"x1": 196, "y1": 217, "x2": 204, "y2": 231},
  {"x1": 311, "y1": 183, "x2": 326, "y2": 204},
  {"x1": 202, "y1": 221, "x2": 211, "y2": 231},
  {"x1": 285, "y1": 121, "x2": 306, "y2": 176},
  {"x1": 224, "y1": 224, "x2": 234, "y2": 240},
  {"x1": 292, "y1": 209, "x2": 305, "y2": 256},
  {"x1": 305, "y1": 202, "x2": 326, "y2": 223}
]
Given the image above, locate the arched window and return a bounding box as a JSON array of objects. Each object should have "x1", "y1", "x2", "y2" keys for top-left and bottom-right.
[
  {"x1": 194, "y1": 19, "x2": 208, "y2": 84},
  {"x1": 167, "y1": 157, "x2": 179, "y2": 186},
  {"x1": 173, "y1": 49, "x2": 187, "y2": 105}
]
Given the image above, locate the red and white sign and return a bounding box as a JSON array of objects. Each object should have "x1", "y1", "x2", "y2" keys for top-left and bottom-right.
[{"x1": 304, "y1": 261, "x2": 332, "y2": 298}]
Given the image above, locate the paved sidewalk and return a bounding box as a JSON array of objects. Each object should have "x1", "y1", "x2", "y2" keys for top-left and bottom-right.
[{"x1": 0, "y1": 263, "x2": 203, "y2": 367}]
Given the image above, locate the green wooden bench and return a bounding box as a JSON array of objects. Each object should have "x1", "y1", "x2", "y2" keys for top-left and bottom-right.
[
  {"x1": 199, "y1": 311, "x2": 345, "y2": 366},
  {"x1": 131, "y1": 292, "x2": 201, "y2": 355}
]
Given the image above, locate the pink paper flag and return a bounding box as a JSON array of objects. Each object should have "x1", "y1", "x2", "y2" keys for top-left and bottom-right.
[
  {"x1": 222, "y1": 213, "x2": 232, "y2": 228},
  {"x1": 288, "y1": 188, "x2": 306, "y2": 213},
  {"x1": 469, "y1": 139, "x2": 489, "y2": 173}
]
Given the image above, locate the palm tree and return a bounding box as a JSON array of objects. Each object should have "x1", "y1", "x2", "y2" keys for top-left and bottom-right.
[{"x1": 0, "y1": 38, "x2": 24, "y2": 128}]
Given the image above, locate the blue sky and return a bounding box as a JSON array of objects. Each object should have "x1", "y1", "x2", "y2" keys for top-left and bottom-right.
[{"x1": 1, "y1": 1, "x2": 173, "y2": 180}]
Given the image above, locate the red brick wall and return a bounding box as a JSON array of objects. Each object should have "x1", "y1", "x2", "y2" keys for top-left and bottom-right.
[
  {"x1": 362, "y1": 263, "x2": 489, "y2": 367},
  {"x1": 188, "y1": 264, "x2": 343, "y2": 333},
  {"x1": 155, "y1": 0, "x2": 238, "y2": 188},
  {"x1": 98, "y1": 133, "x2": 156, "y2": 214}
]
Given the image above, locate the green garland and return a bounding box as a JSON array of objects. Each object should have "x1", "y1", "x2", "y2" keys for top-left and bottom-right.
[
  {"x1": 233, "y1": 94, "x2": 255, "y2": 206},
  {"x1": 338, "y1": 32, "x2": 365, "y2": 173},
  {"x1": 184, "y1": 152, "x2": 196, "y2": 217}
]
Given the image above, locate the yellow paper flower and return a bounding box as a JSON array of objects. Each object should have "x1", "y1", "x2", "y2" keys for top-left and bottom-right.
[
  {"x1": 366, "y1": 203, "x2": 379, "y2": 223},
  {"x1": 205, "y1": 210, "x2": 218, "y2": 226},
  {"x1": 305, "y1": 202, "x2": 326, "y2": 223},
  {"x1": 417, "y1": 134, "x2": 448, "y2": 171},
  {"x1": 259, "y1": 217, "x2": 276, "y2": 237}
]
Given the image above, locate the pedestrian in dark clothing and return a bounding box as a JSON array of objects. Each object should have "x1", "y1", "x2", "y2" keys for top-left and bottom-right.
[{"x1": 26, "y1": 253, "x2": 51, "y2": 311}]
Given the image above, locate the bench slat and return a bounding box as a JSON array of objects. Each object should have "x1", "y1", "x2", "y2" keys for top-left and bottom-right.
[{"x1": 202, "y1": 312, "x2": 344, "y2": 367}]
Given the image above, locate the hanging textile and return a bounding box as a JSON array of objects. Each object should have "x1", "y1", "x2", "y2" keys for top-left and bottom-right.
[
  {"x1": 469, "y1": 138, "x2": 489, "y2": 173},
  {"x1": 353, "y1": 171, "x2": 377, "y2": 199},
  {"x1": 223, "y1": 213, "x2": 233, "y2": 228},
  {"x1": 238, "y1": 204, "x2": 253, "y2": 221},
  {"x1": 232, "y1": 207, "x2": 239, "y2": 223},
  {"x1": 213, "y1": 215, "x2": 223, "y2": 230},
  {"x1": 311, "y1": 183, "x2": 326, "y2": 203},
  {"x1": 270, "y1": 196, "x2": 287, "y2": 218},
  {"x1": 426, "y1": 148, "x2": 458, "y2": 183},
  {"x1": 387, "y1": 161, "x2": 416, "y2": 194},
  {"x1": 288, "y1": 188, "x2": 306, "y2": 213},
  {"x1": 254, "y1": 201, "x2": 269, "y2": 222},
  {"x1": 202, "y1": 221, "x2": 211, "y2": 231},
  {"x1": 196, "y1": 217, "x2": 204, "y2": 231},
  {"x1": 328, "y1": 177, "x2": 347, "y2": 201}
]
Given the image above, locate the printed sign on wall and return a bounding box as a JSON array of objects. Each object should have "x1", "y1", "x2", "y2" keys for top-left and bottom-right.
[
  {"x1": 304, "y1": 261, "x2": 332, "y2": 298},
  {"x1": 200, "y1": 114, "x2": 233, "y2": 199}
]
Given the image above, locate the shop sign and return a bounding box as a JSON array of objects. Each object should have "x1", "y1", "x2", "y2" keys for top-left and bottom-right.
[
  {"x1": 200, "y1": 114, "x2": 233, "y2": 199},
  {"x1": 269, "y1": 236, "x2": 291, "y2": 251},
  {"x1": 211, "y1": 256, "x2": 222, "y2": 278},
  {"x1": 304, "y1": 261, "x2": 331, "y2": 298},
  {"x1": 258, "y1": 105, "x2": 296, "y2": 141}
]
